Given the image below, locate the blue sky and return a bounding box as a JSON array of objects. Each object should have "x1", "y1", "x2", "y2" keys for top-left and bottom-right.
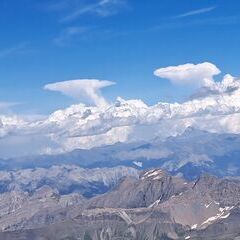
[{"x1": 1, "y1": 0, "x2": 240, "y2": 115}]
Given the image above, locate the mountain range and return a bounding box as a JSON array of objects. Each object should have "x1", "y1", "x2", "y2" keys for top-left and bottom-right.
[
  {"x1": 0, "y1": 169, "x2": 239, "y2": 239},
  {"x1": 0, "y1": 128, "x2": 239, "y2": 239},
  {"x1": 2, "y1": 127, "x2": 240, "y2": 180}
]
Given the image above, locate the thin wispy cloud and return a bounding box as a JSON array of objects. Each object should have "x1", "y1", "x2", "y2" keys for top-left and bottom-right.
[
  {"x1": 46, "y1": 0, "x2": 69, "y2": 12},
  {"x1": 53, "y1": 25, "x2": 122, "y2": 47},
  {"x1": 61, "y1": 0, "x2": 126, "y2": 22},
  {"x1": 174, "y1": 6, "x2": 216, "y2": 19},
  {"x1": 149, "y1": 15, "x2": 240, "y2": 32},
  {"x1": 0, "y1": 42, "x2": 29, "y2": 58},
  {"x1": 53, "y1": 26, "x2": 89, "y2": 46},
  {"x1": 0, "y1": 102, "x2": 21, "y2": 110},
  {"x1": 47, "y1": 0, "x2": 127, "y2": 45}
]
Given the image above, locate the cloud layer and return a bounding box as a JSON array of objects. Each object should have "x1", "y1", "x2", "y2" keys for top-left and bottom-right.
[{"x1": 0, "y1": 62, "x2": 240, "y2": 157}]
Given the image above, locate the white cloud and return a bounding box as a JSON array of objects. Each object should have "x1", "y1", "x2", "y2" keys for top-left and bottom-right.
[
  {"x1": 175, "y1": 7, "x2": 216, "y2": 19},
  {"x1": 44, "y1": 80, "x2": 240, "y2": 140},
  {"x1": 53, "y1": 27, "x2": 88, "y2": 46},
  {"x1": 154, "y1": 62, "x2": 221, "y2": 87},
  {"x1": 190, "y1": 74, "x2": 240, "y2": 99},
  {"x1": 60, "y1": 0, "x2": 126, "y2": 22},
  {"x1": 44, "y1": 79, "x2": 116, "y2": 107},
  {"x1": 0, "y1": 115, "x2": 27, "y2": 138},
  {"x1": 0, "y1": 42, "x2": 29, "y2": 58},
  {"x1": 0, "y1": 63, "x2": 240, "y2": 157},
  {"x1": 32, "y1": 71, "x2": 240, "y2": 153}
]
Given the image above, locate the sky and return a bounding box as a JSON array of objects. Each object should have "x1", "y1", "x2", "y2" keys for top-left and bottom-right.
[
  {"x1": 1, "y1": 0, "x2": 240, "y2": 115},
  {"x1": 1, "y1": 0, "x2": 240, "y2": 158}
]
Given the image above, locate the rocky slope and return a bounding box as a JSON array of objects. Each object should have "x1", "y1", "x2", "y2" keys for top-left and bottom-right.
[
  {"x1": 0, "y1": 185, "x2": 85, "y2": 232},
  {"x1": 87, "y1": 169, "x2": 189, "y2": 209}
]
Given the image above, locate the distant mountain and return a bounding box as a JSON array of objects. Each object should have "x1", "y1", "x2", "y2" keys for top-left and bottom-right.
[
  {"x1": 0, "y1": 186, "x2": 85, "y2": 232},
  {"x1": 0, "y1": 165, "x2": 139, "y2": 198},
  {"x1": 87, "y1": 169, "x2": 189, "y2": 209},
  {"x1": 0, "y1": 169, "x2": 240, "y2": 239},
  {"x1": 2, "y1": 127, "x2": 240, "y2": 180}
]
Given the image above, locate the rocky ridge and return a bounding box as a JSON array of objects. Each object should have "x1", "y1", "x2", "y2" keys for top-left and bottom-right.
[{"x1": 0, "y1": 169, "x2": 239, "y2": 239}]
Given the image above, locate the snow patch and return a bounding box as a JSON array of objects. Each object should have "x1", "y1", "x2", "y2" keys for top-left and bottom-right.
[
  {"x1": 142, "y1": 169, "x2": 164, "y2": 180},
  {"x1": 133, "y1": 161, "x2": 143, "y2": 168},
  {"x1": 148, "y1": 199, "x2": 160, "y2": 208},
  {"x1": 205, "y1": 202, "x2": 212, "y2": 208},
  {"x1": 201, "y1": 206, "x2": 234, "y2": 226},
  {"x1": 191, "y1": 224, "x2": 197, "y2": 230}
]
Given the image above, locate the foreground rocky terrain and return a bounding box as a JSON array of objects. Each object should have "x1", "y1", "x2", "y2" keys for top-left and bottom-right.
[{"x1": 0, "y1": 168, "x2": 239, "y2": 239}]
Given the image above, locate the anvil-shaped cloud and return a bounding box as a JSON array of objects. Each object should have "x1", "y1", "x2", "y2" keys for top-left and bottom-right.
[
  {"x1": 154, "y1": 62, "x2": 221, "y2": 87},
  {"x1": 44, "y1": 79, "x2": 115, "y2": 107}
]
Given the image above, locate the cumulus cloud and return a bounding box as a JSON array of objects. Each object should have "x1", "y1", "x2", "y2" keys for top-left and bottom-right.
[
  {"x1": 43, "y1": 80, "x2": 240, "y2": 141},
  {"x1": 44, "y1": 79, "x2": 115, "y2": 107},
  {"x1": 1, "y1": 62, "x2": 240, "y2": 157},
  {"x1": 190, "y1": 74, "x2": 240, "y2": 99},
  {"x1": 154, "y1": 62, "x2": 221, "y2": 87}
]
